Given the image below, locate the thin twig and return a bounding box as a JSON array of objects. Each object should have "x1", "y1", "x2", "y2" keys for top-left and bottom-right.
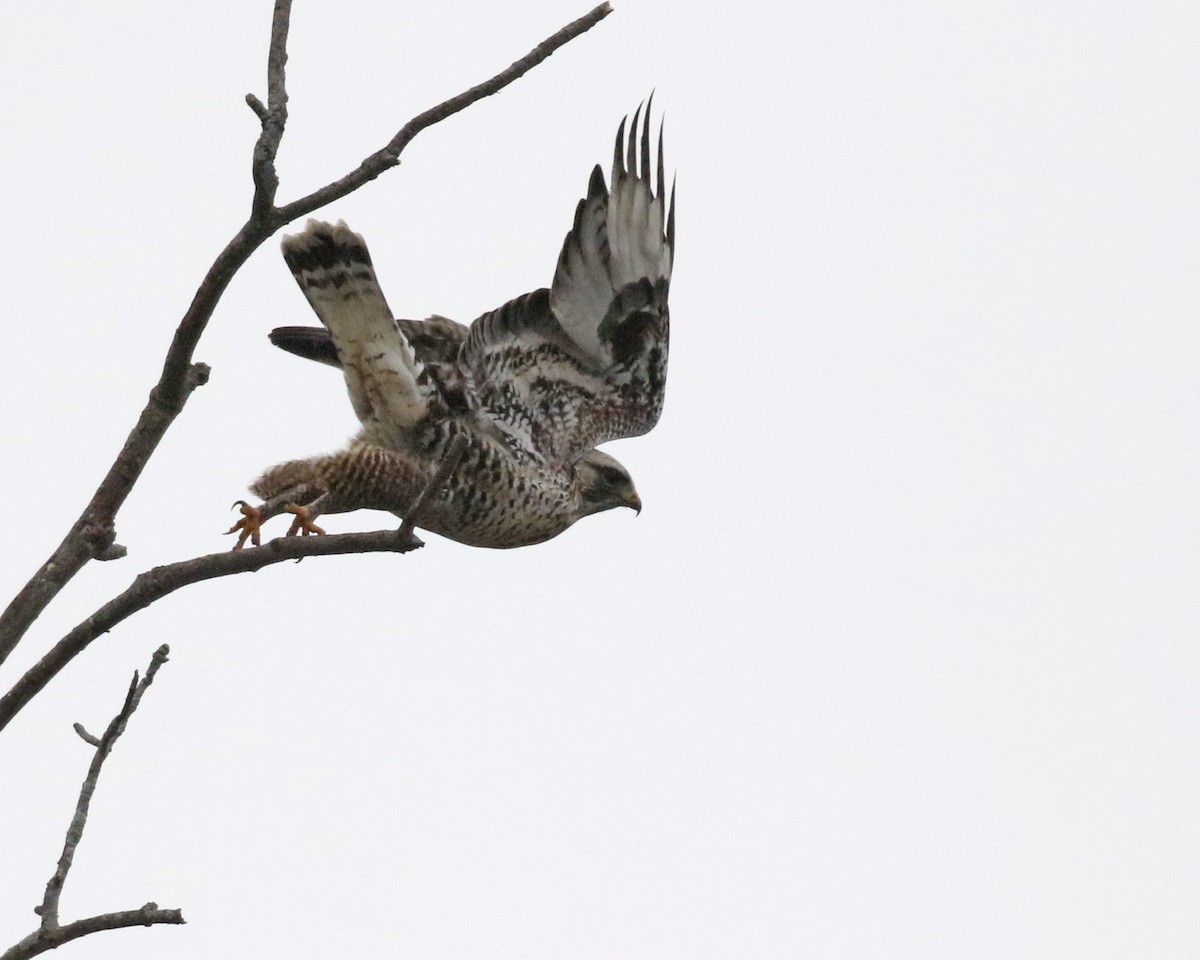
[
  {"x1": 275, "y1": 2, "x2": 613, "y2": 223},
  {"x1": 250, "y1": 0, "x2": 292, "y2": 215},
  {"x1": 0, "y1": 2, "x2": 610, "y2": 672},
  {"x1": 1, "y1": 646, "x2": 182, "y2": 960},
  {"x1": 39, "y1": 646, "x2": 170, "y2": 928},
  {"x1": 245, "y1": 92, "x2": 269, "y2": 121}
]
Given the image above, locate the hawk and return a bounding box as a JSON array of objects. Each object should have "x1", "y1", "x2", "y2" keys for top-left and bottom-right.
[{"x1": 231, "y1": 103, "x2": 674, "y2": 549}]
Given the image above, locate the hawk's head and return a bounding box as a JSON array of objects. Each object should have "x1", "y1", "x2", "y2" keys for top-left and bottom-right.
[{"x1": 575, "y1": 449, "x2": 642, "y2": 518}]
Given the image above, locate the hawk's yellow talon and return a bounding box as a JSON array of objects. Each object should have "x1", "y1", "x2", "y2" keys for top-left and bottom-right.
[
  {"x1": 226, "y1": 500, "x2": 262, "y2": 550},
  {"x1": 284, "y1": 504, "x2": 326, "y2": 538}
]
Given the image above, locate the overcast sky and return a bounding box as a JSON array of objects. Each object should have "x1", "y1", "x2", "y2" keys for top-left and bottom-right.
[{"x1": 2, "y1": 1, "x2": 1199, "y2": 957}]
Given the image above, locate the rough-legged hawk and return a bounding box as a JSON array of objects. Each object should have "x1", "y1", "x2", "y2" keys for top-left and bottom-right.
[{"x1": 231, "y1": 103, "x2": 674, "y2": 549}]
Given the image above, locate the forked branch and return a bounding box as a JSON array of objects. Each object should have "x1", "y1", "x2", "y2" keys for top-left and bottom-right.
[
  {"x1": 275, "y1": 3, "x2": 613, "y2": 222},
  {"x1": 0, "y1": 431, "x2": 472, "y2": 734},
  {"x1": 2, "y1": 646, "x2": 183, "y2": 960}
]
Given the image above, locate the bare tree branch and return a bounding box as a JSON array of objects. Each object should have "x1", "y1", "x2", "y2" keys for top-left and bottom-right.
[
  {"x1": 0, "y1": 363, "x2": 210, "y2": 667},
  {"x1": 0, "y1": 530, "x2": 426, "y2": 734},
  {"x1": 2, "y1": 646, "x2": 183, "y2": 960},
  {"x1": 40, "y1": 648, "x2": 169, "y2": 926},
  {"x1": 2, "y1": 906, "x2": 186, "y2": 960},
  {"x1": 250, "y1": 0, "x2": 292, "y2": 215},
  {"x1": 1, "y1": 420, "x2": 472, "y2": 734},
  {"x1": 0, "y1": 1, "x2": 611, "y2": 669},
  {"x1": 274, "y1": 2, "x2": 614, "y2": 222}
]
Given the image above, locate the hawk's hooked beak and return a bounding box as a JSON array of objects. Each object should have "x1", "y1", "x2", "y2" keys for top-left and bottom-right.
[{"x1": 625, "y1": 490, "x2": 643, "y2": 515}]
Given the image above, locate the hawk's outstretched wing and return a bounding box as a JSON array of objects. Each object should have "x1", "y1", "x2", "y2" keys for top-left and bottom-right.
[
  {"x1": 460, "y1": 102, "x2": 675, "y2": 465},
  {"x1": 272, "y1": 104, "x2": 674, "y2": 467}
]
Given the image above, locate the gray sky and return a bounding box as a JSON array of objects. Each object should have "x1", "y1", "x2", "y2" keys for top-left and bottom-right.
[{"x1": 2, "y1": 1, "x2": 1198, "y2": 957}]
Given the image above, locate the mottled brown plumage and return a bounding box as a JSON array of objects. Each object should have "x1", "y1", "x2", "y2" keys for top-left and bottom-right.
[{"x1": 237, "y1": 103, "x2": 673, "y2": 549}]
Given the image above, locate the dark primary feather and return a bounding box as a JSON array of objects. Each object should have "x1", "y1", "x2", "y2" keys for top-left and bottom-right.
[{"x1": 461, "y1": 98, "x2": 674, "y2": 464}]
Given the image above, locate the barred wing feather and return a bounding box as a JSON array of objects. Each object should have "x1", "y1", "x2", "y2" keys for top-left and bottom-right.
[{"x1": 462, "y1": 103, "x2": 675, "y2": 465}]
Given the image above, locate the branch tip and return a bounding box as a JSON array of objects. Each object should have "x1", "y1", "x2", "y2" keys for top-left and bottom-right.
[
  {"x1": 95, "y1": 543, "x2": 127, "y2": 562},
  {"x1": 245, "y1": 93, "x2": 269, "y2": 121},
  {"x1": 275, "y1": 1, "x2": 613, "y2": 222},
  {"x1": 187, "y1": 363, "x2": 211, "y2": 388}
]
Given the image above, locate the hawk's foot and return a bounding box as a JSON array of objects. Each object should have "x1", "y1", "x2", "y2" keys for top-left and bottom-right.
[
  {"x1": 284, "y1": 503, "x2": 327, "y2": 538},
  {"x1": 226, "y1": 501, "x2": 263, "y2": 550}
]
